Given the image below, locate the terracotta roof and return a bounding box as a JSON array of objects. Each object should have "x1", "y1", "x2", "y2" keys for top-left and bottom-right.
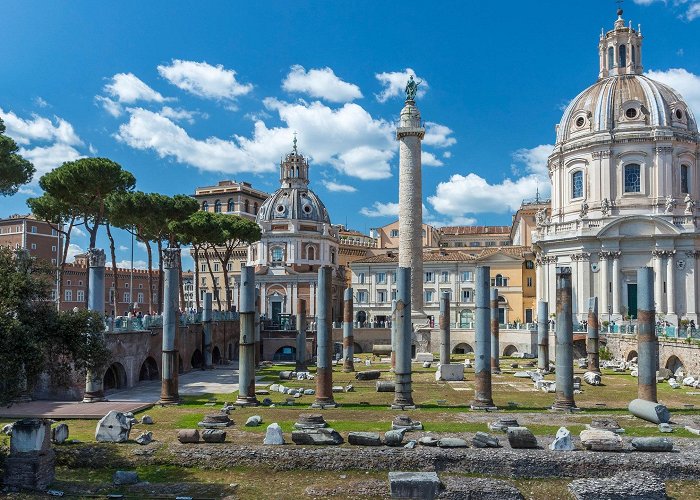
[{"x1": 439, "y1": 225, "x2": 510, "y2": 235}]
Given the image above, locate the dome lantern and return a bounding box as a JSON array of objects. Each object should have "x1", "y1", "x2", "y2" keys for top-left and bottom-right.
[
  {"x1": 598, "y1": 9, "x2": 643, "y2": 79},
  {"x1": 279, "y1": 134, "x2": 310, "y2": 189}
]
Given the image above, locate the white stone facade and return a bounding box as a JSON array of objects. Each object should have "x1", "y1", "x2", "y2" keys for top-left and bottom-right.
[{"x1": 534, "y1": 12, "x2": 699, "y2": 325}]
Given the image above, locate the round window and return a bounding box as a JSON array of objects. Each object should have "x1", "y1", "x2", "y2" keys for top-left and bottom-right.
[
  {"x1": 675, "y1": 109, "x2": 684, "y2": 120},
  {"x1": 276, "y1": 204, "x2": 285, "y2": 213},
  {"x1": 302, "y1": 204, "x2": 312, "y2": 214},
  {"x1": 575, "y1": 117, "x2": 585, "y2": 127},
  {"x1": 625, "y1": 108, "x2": 638, "y2": 119}
]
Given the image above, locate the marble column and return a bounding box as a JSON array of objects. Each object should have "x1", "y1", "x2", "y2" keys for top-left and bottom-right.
[
  {"x1": 342, "y1": 287, "x2": 355, "y2": 372},
  {"x1": 397, "y1": 89, "x2": 426, "y2": 317},
  {"x1": 295, "y1": 299, "x2": 307, "y2": 371},
  {"x1": 612, "y1": 252, "x2": 621, "y2": 316},
  {"x1": 159, "y1": 247, "x2": 180, "y2": 404},
  {"x1": 202, "y1": 292, "x2": 213, "y2": 369},
  {"x1": 392, "y1": 267, "x2": 415, "y2": 409},
  {"x1": 439, "y1": 291, "x2": 451, "y2": 365},
  {"x1": 471, "y1": 266, "x2": 495, "y2": 410},
  {"x1": 313, "y1": 266, "x2": 337, "y2": 408},
  {"x1": 667, "y1": 251, "x2": 676, "y2": 315},
  {"x1": 599, "y1": 253, "x2": 609, "y2": 318},
  {"x1": 552, "y1": 266, "x2": 577, "y2": 411},
  {"x1": 236, "y1": 266, "x2": 258, "y2": 406},
  {"x1": 687, "y1": 251, "x2": 699, "y2": 317},
  {"x1": 652, "y1": 251, "x2": 665, "y2": 314},
  {"x1": 83, "y1": 248, "x2": 106, "y2": 403}
]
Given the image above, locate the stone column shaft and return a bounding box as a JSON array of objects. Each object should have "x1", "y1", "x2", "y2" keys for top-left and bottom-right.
[
  {"x1": 392, "y1": 267, "x2": 415, "y2": 409},
  {"x1": 83, "y1": 248, "x2": 106, "y2": 403},
  {"x1": 599, "y1": 256, "x2": 609, "y2": 317},
  {"x1": 537, "y1": 300, "x2": 549, "y2": 371},
  {"x1": 235, "y1": 266, "x2": 258, "y2": 406},
  {"x1": 653, "y1": 253, "x2": 664, "y2": 313},
  {"x1": 490, "y1": 287, "x2": 500, "y2": 373},
  {"x1": 667, "y1": 252, "x2": 676, "y2": 315},
  {"x1": 612, "y1": 256, "x2": 621, "y2": 315},
  {"x1": 552, "y1": 267, "x2": 577, "y2": 411},
  {"x1": 342, "y1": 287, "x2": 355, "y2": 372},
  {"x1": 637, "y1": 267, "x2": 657, "y2": 403},
  {"x1": 313, "y1": 266, "x2": 337, "y2": 408},
  {"x1": 254, "y1": 289, "x2": 261, "y2": 366},
  {"x1": 472, "y1": 266, "x2": 495, "y2": 409},
  {"x1": 587, "y1": 296, "x2": 600, "y2": 372},
  {"x1": 160, "y1": 248, "x2": 180, "y2": 404},
  {"x1": 295, "y1": 299, "x2": 307, "y2": 371},
  {"x1": 390, "y1": 299, "x2": 397, "y2": 370},
  {"x1": 203, "y1": 292, "x2": 213, "y2": 369},
  {"x1": 439, "y1": 291, "x2": 450, "y2": 365}
]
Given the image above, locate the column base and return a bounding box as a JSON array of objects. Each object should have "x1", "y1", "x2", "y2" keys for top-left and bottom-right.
[
  {"x1": 82, "y1": 395, "x2": 106, "y2": 403},
  {"x1": 491, "y1": 369, "x2": 502, "y2": 375},
  {"x1": 470, "y1": 402, "x2": 497, "y2": 411},
  {"x1": 342, "y1": 365, "x2": 355, "y2": 373},
  {"x1": 311, "y1": 401, "x2": 338, "y2": 409},
  {"x1": 390, "y1": 403, "x2": 417, "y2": 410},
  {"x1": 234, "y1": 397, "x2": 259, "y2": 407},
  {"x1": 550, "y1": 401, "x2": 580, "y2": 412}
]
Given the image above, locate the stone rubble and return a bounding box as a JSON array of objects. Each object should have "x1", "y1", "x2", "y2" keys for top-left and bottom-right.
[
  {"x1": 549, "y1": 427, "x2": 574, "y2": 451},
  {"x1": 471, "y1": 432, "x2": 500, "y2": 448},
  {"x1": 95, "y1": 411, "x2": 132, "y2": 443},
  {"x1": 579, "y1": 429, "x2": 623, "y2": 451},
  {"x1": 263, "y1": 423, "x2": 284, "y2": 445},
  {"x1": 568, "y1": 471, "x2": 666, "y2": 500},
  {"x1": 134, "y1": 431, "x2": 153, "y2": 446},
  {"x1": 51, "y1": 423, "x2": 69, "y2": 444}
]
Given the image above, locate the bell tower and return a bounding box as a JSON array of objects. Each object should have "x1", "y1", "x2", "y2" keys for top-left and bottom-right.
[{"x1": 598, "y1": 7, "x2": 643, "y2": 79}]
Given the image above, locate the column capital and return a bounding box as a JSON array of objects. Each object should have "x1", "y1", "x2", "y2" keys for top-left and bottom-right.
[
  {"x1": 162, "y1": 248, "x2": 181, "y2": 269},
  {"x1": 571, "y1": 252, "x2": 591, "y2": 262},
  {"x1": 685, "y1": 250, "x2": 700, "y2": 259},
  {"x1": 87, "y1": 248, "x2": 106, "y2": 268}
]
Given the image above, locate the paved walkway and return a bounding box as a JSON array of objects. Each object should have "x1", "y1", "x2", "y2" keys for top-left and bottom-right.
[{"x1": 0, "y1": 367, "x2": 252, "y2": 420}]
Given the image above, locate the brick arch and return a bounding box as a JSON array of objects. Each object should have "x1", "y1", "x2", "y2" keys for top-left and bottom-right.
[
  {"x1": 503, "y1": 344, "x2": 518, "y2": 357},
  {"x1": 625, "y1": 350, "x2": 638, "y2": 362},
  {"x1": 665, "y1": 355, "x2": 685, "y2": 375}
]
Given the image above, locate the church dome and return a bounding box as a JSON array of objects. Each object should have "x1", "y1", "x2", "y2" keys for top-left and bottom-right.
[
  {"x1": 256, "y1": 138, "x2": 331, "y2": 225},
  {"x1": 556, "y1": 74, "x2": 698, "y2": 144}
]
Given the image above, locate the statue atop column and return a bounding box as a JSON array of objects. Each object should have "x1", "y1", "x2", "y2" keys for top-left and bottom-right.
[{"x1": 404, "y1": 75, "x2": 421, "y2": 102}]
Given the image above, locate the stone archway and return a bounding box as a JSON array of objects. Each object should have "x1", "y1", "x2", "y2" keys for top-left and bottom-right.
[
  {"x1": 138, "y1": 356, "x2": 159, "y2": 381},
  {"x1": 191, "y1": 349, "x2": 204, "y2": 369},
  {"x1": 452, "y1": 343, "x2": 473, "y2": 354},
  {"x1": 212, "y1": 346, "x2": 222, "y2": 365},
  {"x1": 503, "y1": 345, "x2": 518, "y2": 357},
  {"x1": 273, "y1": 345, "x2": 295, "y2": 362},
  {"x1": 353, "y1": 342, "x2": 363, "y2": 354},
  {"x1": 626, "y1": 350, "x2": 638, "y2": 362},
  {"x1": 103, "y1": 362, "x2": 127, "y2": 391},
  {"x1": 665, "y1": 355, "x2": 684, "y2": 376}
]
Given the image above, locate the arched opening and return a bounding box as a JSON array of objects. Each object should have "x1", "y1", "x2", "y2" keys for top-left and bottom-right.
[
  {"x1": 202, "y1": 201, "x2": 209, "y2": 212},
  {"x1": 411, "y1": 344, "x2": 417, "y2": 358},
  {"x1": 353, "y1": 342, "x2": 363, "y2": 354},
  {"x1": 459, "y1": 309, "x2": 474, "y2": 327},
  {"x1": 632, "y1": 44, "x2": 636, "y2": 64},
  {"x1": 307, "y1": 245, "x2": 316, "y2": 260},
  {"x1": 227, "y1": 199, "x2": 234, "y2": 212},
  {"x1": 608, "y1": 46, "x2": 615, "y2": 69},
  {"x1": 273, "y1": 345, "x2": 296, "y2": 362},
  {"x1": 191, "y1": 349, "x2": 204, "y2": 369},
  {"x1": 138, "y1": 356, "x2": 159, "y2": 381},
  {"x1": 178, "y1": 355, "x2": 184, "y2": 374},
  {"x1": 573, "y1": 339, "x2": 587, "y2": 359},
  {"x1": 619, "y1": 44, "x2": 626, "y2": 67},
  {"x1": 665, "y1": 355, "x2": 684, "y2": 376},
  {"x1": 356, "y1": 311, "x2": 367, "y2": 324},
  {"x1": 503, "y1": 345, "x2": 518, "y2": 357},
  {"x1": 214, "y1": 200, "x2": 222, "y2": 213},
  {"x1": 103, "y1": 362, "x2": 127, "y2": 391},
  {"x1": 626, "y1": 350, "x2": 638, "y2": 362},
  {"x1": 253, "y1": 202, "x2": 258, "y2": 215},
  {"x1": 452, "y1": 342, "x2": 473, "y2": 354},
  {"x1": 212, "y1": 346, "x2": 222, "y2": 365},
  {"x1": 244, "y1": 199, "x2": 249, "y2": 213}
]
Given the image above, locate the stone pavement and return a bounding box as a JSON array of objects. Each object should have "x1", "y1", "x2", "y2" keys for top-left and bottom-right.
[{"x1": 0, "y1": 367, "x2": 258, "y2": 419}]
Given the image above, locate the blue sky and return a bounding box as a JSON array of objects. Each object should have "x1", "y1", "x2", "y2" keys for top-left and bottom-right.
[{"x1": 2, "y1": 0, "x2": 700, "y2": 269}]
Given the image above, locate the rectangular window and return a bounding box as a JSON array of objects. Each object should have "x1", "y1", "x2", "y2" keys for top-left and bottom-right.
[
  {"x1": 377, "y1": 290, "x2": 386, "y2": 303},
  {"x1": 51, "y1": 258, "x2": 56, "y2": 264},
  {"x1": 109, "y1": 289, "x2": 115, "y2": 303},
  {"x1": 424, "y1": 272, "x2": 434, "y2": 283},
  {"x1": 525, "y1": 308, "x2": 533, "y2": 323},
  {"x1": 201, "y1": 263, "x2": 206, "y2": 272},
  {"x1": 486, "y1": 241, "x2": 496, "y2": 247},
  {"x1": 424, "y1": 290, "x2": 434, "y2": 303},
  {"x1": 50, "y1": 290, "x2": 56, "y2": 300},
  {"x1": 124, "y1": 292, "x2": 130, "y2": 303},
  {"x1": 681, "y1": 165, "x2": 690, "y2": 194},
  {"x1": 201, "y1": 277, "x2": 207, "y2": 286},
  {"x1": 31, "y1": 243, "x2": 36, "y2": 250},
  {"x1": 390, "y1": 229, "x2": 399, "y2": 237},
  {"x1": 624, "y1": 164, "x2": 641, "y2": 193},
  {"x1": 460, "y1": 271, "x2": 473, "y2": 282},
  {"x1": 391, "y1": 290, "x2": 397, "y2": 300},
  {"x1": 214, "y1": 262, "x2": 220, "y2": 272},
  {"x1": 571, "y1": 170, "x2": 584, "y2": 199},
  {"x1": 469, "y1": 242, "x2": 481, "y2": 247},
  {"x1": 31, "y1": 226, "x2": 37, "y2": 233},
  {"x1": 215, "y1": 277, "x2": 220, "y2": 286},
  {"x1": 440, "y1": 271, "x2": 449, "y2": 283},
  {"x1": 51, "y1": 229, "x2": 57, "y2": 236},
  {"x1": 357, "y1": 290, "x2": 367, "y2": 303},
  {"x1": 77, "y1": 290, "x2": 85, "y2": 302},
  {"x1": 357, "y1": 272, "x2": 365, "y2": 284},
  {"x1": 52, "y1": 245, "x2": 57, "y2": 252},
  {"x1": 137, "y1": 292, "x2": 144, "y2": 303},
  {"x1": 64, "y1": 289, "x2": 72, "y2": 301},
  {"x1": 461, "y1": 289, "x2": 471, "y2": 302},
  {"x1": 527, "y1": 277, "x2": 533, "y2": 287},
  {"x1": 376, "y1": 272, "x2": 386, "y2": 284},
  {"x1": 227, "y1": 263, "x2": 233, "y2": 271}
]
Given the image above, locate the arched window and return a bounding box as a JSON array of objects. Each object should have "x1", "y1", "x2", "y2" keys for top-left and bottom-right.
[
  {"x1": 571, "y1": 171, "x2": 584, "y2": 199},
  {"x1": 307, "y1": 246, "x2": 316, "y2": 260},
  {"x1": 624, "y1": 164, "x2": 641, "y2": 193},
  {"x1": 244, "y1": 200, "x2": 249, "y2": 213},
  {"x1": 331, "y1": 250, "x2": 336, "y2": 264},
  {"x1": 631, "y1": 45, "x2": 636, "y2": 64},
  {"x1": 495, "y1": 274, "x2": 504, "y2": 287},
  {"x1": 619, "y1": 45, "x2": 626, "y2": 67},
  {"x1": 681, "y1": 164, "x2": 690, "y2": 194},
  {"x1": 253, "y1": 202, "x2": 258, "y2": 215},
  {"x1": 202, "y1": 201, "x2": 209, "y2": 212},
  {"x1": 227, "y1": 199, "x2": 234, "y2": 212},
  {"x1": 214, "y1": 200, "x2": 222, "y2": 213},
  {"x1": 608, "y1": 47, "x2": 615, "y2": 69}
]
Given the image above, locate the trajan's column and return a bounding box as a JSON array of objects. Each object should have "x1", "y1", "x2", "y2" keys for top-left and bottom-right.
[{"x1": 397, "y1": 76, "x2": 426, "y2": 318}]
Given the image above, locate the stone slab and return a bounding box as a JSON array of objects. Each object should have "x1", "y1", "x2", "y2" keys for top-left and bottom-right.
[
  {"x1": 435, "y1": 363, "x2": 465, "y2": 381},
  {"x1": 389, "y1": 471, "x2": 441, "y2": 499}
]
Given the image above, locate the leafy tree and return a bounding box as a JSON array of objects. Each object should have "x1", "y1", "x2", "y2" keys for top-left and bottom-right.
[
  {"x1": 0, "y1": 118, "x2": 35, "y2": 196},
  {"x1": 0, "y1": 247, "x2": 110, "y2": 404}
]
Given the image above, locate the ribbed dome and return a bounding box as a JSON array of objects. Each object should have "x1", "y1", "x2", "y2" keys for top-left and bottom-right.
[
  {"x1": 556, "y1": 74, "x2": 698, "y2": 144},
  {"x1": 257, "y1": 187, "x2": 331, "y2": 224}
]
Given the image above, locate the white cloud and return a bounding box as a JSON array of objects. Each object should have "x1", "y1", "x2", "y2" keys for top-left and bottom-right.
[
  {"x1": 0, "y1": 108, "x2": 82, "y2": 146},
  {"x1": 687, "y1": 2, "x2": 700, "y2": 20},
  {"x1": 17, "y1": 187, "x2": 36, "y2": 195},
  {"x1": 282, "y1": 65, "x2": 362, "y2": 103},
  {"x1": 107, "y1": 259, "x2": 148, "y2": 270},
  {"x1": 118, "y1": 245, "x2": 128, "y2": 251},
  {"x1": 159, "y1": 106, "x2": 201, "y2": 124},
  {"x1": 34, "y1": 97, "x2": 48, "y2": 108},
  {"x1": 72, "y1": 226, "x2": 86, "y2": 238},
  {"x1": 321, "y1": 180, "x2": 357, "y2": 192},
  {"x1": 375, "y1": 68, "x2": 428, "y2": 103},
  {"x1": 19, "y1": 143, "x2": 83, "y2": 178},
  {"x1": 157, "y1": 59, "x2": 253, "y2": 101},
  {"x1": 65, "y1": 243, "x2": 84, "y2": 263},
  {"x1": 443, "y1": 151, "x2": 452, "y2": 159},
  {"x1": 359, "y1": 201, "x2": 400, "y2": 217},
  {"x1": 422, "y1": 151, "x2": 443, "y2": 167},
  {"x1": 95, "y1": 96, "x2": 123, "y2": 117},
  {"x1": 645, "y1": 68, "x2": 700, "y2": 118},
  {"x1": 424, "y1": 122, "x2": 456, "y2": 148},
  {"x1": 427, "y1": 144, "x2": 553, "y2": 216},
  {"x1": 632, "y1": 0, "x2": 663, "y2": 4},
  {"x1": 104, "y1": 73, "x2": 166, "y2": 104}
]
